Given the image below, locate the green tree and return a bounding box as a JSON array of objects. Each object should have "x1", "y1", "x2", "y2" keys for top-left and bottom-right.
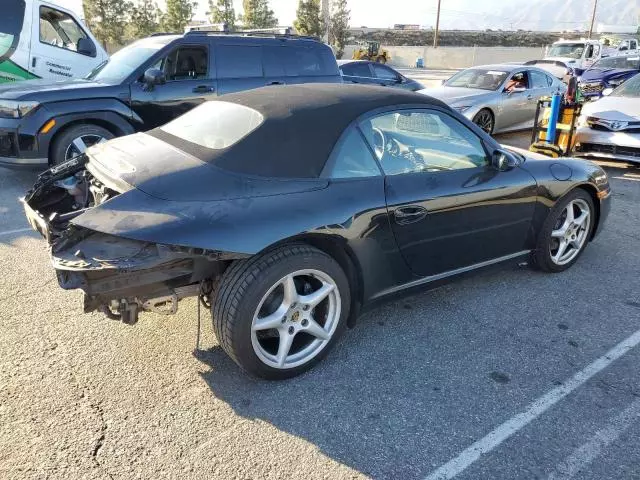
[
  {"x1": 329, "y1": 0, "x2": 350, "y2": 58},
  {"x1": 82, "y1": 0, "x2": 133, "y2": 48},
  {"x1": 207, "y1": 0, "x2": 235, "y2": 30},
  {"x1": 242, "y1": 0, "x2": 278, "y2": 29},
  {"x1": 294, "y1": 0, "x2": 322, "y2": 37},
  {"x1": 161, "y1": 0, "x2": 197, "y2": 33},
  {"x1": 130, "y1": 0, "x2": 163, "y2": 38}
]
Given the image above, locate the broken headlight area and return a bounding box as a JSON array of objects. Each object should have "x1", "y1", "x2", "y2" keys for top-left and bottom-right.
[
  {"x1": 22, "y1": 154, "x2": 121, "y2": 249},
  {"x1": 22, "y1": 155, "x2": 247, "y2": 324}
]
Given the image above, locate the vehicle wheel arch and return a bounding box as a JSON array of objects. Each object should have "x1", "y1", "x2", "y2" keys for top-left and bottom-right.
[
  {"x1": 46, "y1": 115, "x2": 134, "y2": 163},
  {"x1": 266, "y1": 234, "x2": 364, "y2": 328},
  {"x1": 573, "y1": 184, "x2": 601, "y2": 240}
]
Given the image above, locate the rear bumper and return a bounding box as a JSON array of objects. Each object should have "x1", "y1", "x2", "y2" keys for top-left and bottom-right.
[{"x1": 573, "y1": 126, "x2": 640, "y2": 163}]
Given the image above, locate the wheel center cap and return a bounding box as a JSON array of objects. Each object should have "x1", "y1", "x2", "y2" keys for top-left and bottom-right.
[{"x1": 291, "y1": 311, "x2": 300, "y2": 322}]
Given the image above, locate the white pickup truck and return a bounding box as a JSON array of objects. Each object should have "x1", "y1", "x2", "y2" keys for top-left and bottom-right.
[
  {"x1": 543, "y1": 37, "x2": 639, "y2": 73},
  {"x1": 0, "y1": 0, "x2": 108, "y2": 83}
]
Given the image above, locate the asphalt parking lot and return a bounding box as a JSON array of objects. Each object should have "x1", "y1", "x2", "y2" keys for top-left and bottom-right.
[{"x1": 2, "y1": 134, "x2": 640, "y2": 479}]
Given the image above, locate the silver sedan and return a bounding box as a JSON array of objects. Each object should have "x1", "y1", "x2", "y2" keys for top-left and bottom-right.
[{"x1": 418, "y1": 64, "x2": 567, "y2": 135}]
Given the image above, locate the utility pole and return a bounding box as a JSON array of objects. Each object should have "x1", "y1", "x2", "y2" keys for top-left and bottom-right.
[
  {"x1": 588, "y1": 0, "x2": 598, "y2": 39},
  {"x1": 433, "y1": 0, "x2": 441, "y2": 48},
  {"x1": 322, "y1": 0, "x2": 330, "y2": 43}
]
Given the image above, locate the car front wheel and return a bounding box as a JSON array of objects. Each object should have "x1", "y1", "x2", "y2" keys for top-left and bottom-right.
[
  {"x1": 532, "y1": 189, "x2": 595, "y2": 272},
  {"x1": 50, "y1": 124, "x2": 114, "y2": 166},
  {"x1": 472, "y1": 109, "x2": 494, "y2": 135},
  {"x1": 212, "y1": 244, "x2": 350, "y2": 379}
]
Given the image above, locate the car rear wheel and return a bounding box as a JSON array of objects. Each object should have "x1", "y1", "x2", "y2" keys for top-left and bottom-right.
[
  {"x1": 472, "y1": 109, "x2": 494, "y2": 135},
  {"x1": 212, "y1": 244, "x2": 350, "y2": 380},
  {"x1": 50, "y1": 124, "x2": 114, "y2": 166},
  {"x1": 532, "y1": 189, "x2": 595, "y2": 273}
]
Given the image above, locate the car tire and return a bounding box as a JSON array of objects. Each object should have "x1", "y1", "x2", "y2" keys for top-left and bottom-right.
[
  {"x1": 531, "y1": 188, "x2": 595, "y2": 273},
  {"x1": 212, "y1": 244, "x2": 351, "y2": 380},
  {"x1": 472, "y1": 109, "x2": 494, "y2": 135},
  {"x1": 50, "y1": 124, "x2": 114, "y2": 166}
]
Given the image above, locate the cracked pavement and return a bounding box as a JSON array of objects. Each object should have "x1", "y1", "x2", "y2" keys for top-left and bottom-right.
[{"x1": 1, "y1": 131, "x2": 640, "y2": 479}]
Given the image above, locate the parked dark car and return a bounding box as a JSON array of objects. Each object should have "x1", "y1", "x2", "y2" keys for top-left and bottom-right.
[
  {"x1": 23, "y1": 84, "x2": 610, "y2": 379},
  {"x1": 0, "y1": 32, "x2": 340, "y2": 168},
  {"x1": 579, "y1": 55, "x2": 640, "y2": 98},
  {"x1": 338, "y1": 59, "x2": 423, "y2": 90}
]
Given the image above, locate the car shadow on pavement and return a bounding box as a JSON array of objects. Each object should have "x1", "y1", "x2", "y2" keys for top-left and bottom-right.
[{"x1": 190, "y1": 265, "x2": 575, "y2": 480}]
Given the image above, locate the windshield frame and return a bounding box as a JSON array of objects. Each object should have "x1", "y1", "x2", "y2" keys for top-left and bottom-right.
[
  {"x1": 444, "y1": 68, "x2": 511, "y2": 91},
  {"x1": 86, "y1": 36, "x2": 177, "y2": 84},
  {"x1": 547, "y1": 43, "x2": 585, "y2": 59}
]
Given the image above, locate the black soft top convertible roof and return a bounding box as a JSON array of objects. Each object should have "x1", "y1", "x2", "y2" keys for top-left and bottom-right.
[{"x1": 150, "y1": 83, "x2": 445, "y2": 178}]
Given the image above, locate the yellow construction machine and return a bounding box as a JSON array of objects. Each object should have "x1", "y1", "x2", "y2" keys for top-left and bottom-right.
[{"x1": 352, "y1": 41, "x2": 390, "y2": 64}]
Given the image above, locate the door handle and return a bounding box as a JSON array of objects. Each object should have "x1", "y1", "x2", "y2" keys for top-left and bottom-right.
[
  {"x1": 394, "y1": 205, "x2": 428, "y2": 225},
  {"x1": 527, "y1": 94, "x2": 534, "y2": 100},
  {"x1": 32, "y1": 57, "x2": 37, "y2": 68},
  {"x1": 267, "y1": 81, "x2": 284, "y2": 86},
  {"x1": 192, "y1": 85, "x2": 215, "y2": 93}
]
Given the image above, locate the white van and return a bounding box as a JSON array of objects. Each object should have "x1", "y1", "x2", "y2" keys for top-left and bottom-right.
[{"x1": 0, "y1": 0, "x2": 108, "y2": 83}]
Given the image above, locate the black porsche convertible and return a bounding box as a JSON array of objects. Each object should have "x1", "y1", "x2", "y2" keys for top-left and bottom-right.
[{"x1": 23, "y1": 84, "x2": 611, "y2": 379}]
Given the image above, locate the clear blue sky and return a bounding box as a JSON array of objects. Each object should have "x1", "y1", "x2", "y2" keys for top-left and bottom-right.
[{"x1": 55, "y1": 0, "x2": 521, "y2": 30}]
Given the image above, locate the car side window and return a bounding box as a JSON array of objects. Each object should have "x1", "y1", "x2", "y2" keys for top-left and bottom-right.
[
  {"x1": 545, "y1": 74, "x2": 554, "y2": 87},
  {"x1": 217, "y1": 45, "x2": 262, "y2": 78},
  {"x1": 372, "y1": 64, "x2": 399, "y2": 81},
  {"x1": 39, "y1": 6, "x2": 91, "y2": 54},
  {"x1": 631, "y1": 40, "x2": 638, "y2": 51},
  {"x1": 281, "y1": 47, "x2": 332, "y2": 77},
  {"x1": 362, "y1": 109, "x2": 489, "y2": 176},
  {"x1": 504, "y1": 71, "x2": 529, "y2": 91},
  {"x1": 530, "y1": 71, "x2": 548, "y2": 89},
  {"x1": 341, "y1": 62, "x2": 372, "y2": 77},
  {"x1": 262, "y1": 46, "x2": 285, "y2": 77},
  {"x1": 157, "y1": 45, "x2": 209, "y2": 81},
  {"x1": 325, "y1": 127, "x2": 381, "y2": 179}
]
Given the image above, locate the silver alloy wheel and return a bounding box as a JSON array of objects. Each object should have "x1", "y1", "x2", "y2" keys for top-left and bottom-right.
[
  {"x1": 550, "y1": 198, "x2": 591, "y2": 266},
  {"x1": 474, "y1": 110, "x2": 493, "y2": 134},
  {"x1": 251, "y1": 269, "x2": 341, "y2": 369},
  {"x1": 64, "y1": 134, "x2": 107, "y2": 161}
]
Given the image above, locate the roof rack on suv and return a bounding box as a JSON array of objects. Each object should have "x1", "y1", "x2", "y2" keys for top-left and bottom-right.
[{"x1": 184, "y1": 28, "x2": 318, "y2": 41}]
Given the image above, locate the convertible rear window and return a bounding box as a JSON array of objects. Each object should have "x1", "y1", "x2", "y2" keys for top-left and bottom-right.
[{"x1": 160, "y1": 101, "x2": 264, "y2": 149}]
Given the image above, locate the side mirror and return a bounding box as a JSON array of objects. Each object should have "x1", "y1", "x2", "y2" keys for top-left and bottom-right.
[
  {"x1": 492, "y1": 149, "x2": 519, "y2": 171},
  {"x1": 144, "y1": 68, "x2": 166, "y2": 87},
  {"x1": 77, "y1": 37, "x2": 96, "y2": 57},
  {"x1": 602, "y1": 87, "x2": 614, "y2": 96}
]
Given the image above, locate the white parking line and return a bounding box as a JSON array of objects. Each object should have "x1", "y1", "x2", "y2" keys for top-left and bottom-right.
[
  {"x1": 547, "y1": 397, "x2": 640, "y2": 480},
  {"x1": 0, "y1": 227, "x2": 33, "y2": 237},
  {"x1": 424, "y1": 329, "x2": 640, "y2": 480}
]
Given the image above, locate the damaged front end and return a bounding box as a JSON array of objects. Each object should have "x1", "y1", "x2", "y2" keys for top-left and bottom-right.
[{"x1": 21, "y1": 156, "x2": 236, "y2": 324}]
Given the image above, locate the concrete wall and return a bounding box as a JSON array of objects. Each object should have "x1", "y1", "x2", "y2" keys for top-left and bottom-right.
[{"x1": 343, "y1": 45, "x2": 546, "y2": 69}]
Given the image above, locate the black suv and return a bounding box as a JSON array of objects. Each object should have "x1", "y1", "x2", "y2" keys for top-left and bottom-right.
[{"x1": 0, "y1": 32, "x2": 341, "y2": 168}]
